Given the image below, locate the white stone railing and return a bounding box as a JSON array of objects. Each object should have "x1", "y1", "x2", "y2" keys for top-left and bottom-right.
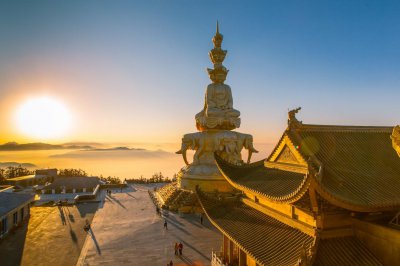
[{"x1": 211, "y1": 251, "x2": 227, "y2": 266}]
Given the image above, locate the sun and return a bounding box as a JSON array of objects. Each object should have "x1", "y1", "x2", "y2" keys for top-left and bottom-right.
[{"x1": 15, "y1": 96, "x2": 72, "y2": 140}]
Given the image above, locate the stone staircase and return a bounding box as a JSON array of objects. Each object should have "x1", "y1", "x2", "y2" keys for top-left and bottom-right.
[
  {"x1": 156, "y1": 182, "x2": 178, "y2": 205},
  {"x1": 154, "y1": 182, "x2": 201, "y2": 213}
]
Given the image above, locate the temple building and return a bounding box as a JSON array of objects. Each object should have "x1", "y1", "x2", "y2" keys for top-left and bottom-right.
[
  {"x1": 4, "y1": 168, "x2": 57, "y2": 188},
  {"x1": 0, "y1": 191, "x2": 34, "y2": 239},
  {"x1": 38, "y1": 176, "x2": 100, "y2": 203},
  {"x1": 197, "y1": 110, "x2": 400, "y2": 266},
  {"x1": 158, "y1": 23, "x2": 400, "y2": 264}
]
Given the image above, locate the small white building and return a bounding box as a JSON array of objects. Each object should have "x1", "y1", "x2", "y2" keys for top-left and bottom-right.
[
  {"x1": 5, "y1": 168, "x2": 57, "y2": 188},
  {"x1": 0, "y1": 192, "x2": 34, "y2": 239},
  {"x1": 39, "y1": 176, "x2": 100, "y2": 203}
]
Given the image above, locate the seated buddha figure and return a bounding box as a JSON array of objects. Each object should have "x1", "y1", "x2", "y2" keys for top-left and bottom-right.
[
  {"x1": 205, "y1": 69, "x2": 240, "y2": 118},
  {"x1": 195, "y1": 66, "x2": 241, "y2": 130}
]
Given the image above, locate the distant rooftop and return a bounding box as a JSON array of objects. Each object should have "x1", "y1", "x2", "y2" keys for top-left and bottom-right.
[
  {"x1": 7, "y1": 174, "x2": 47, "y2": 182},
  {"x1": 0, "y1": 192, "x2": 34, "y2": 217},
  {"x1": 0, "y1": 185, "x2": 13, "y2": 192},
  {"x1": 43, "y1": 176, "x2": 100, "y2": 190}
]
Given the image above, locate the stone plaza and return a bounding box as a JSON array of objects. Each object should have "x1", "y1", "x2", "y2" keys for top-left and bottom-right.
[
  {"x1": 77, "y1": 184, "x2": 221, "y2": 266},
  {"x1": 0, "y1": 184, "x2": 221, "y2": 266}
]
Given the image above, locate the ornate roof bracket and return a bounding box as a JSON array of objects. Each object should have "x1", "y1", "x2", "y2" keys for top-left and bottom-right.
[{"x1": 296, "y1": 236, "x2": 319, "y2": 266}]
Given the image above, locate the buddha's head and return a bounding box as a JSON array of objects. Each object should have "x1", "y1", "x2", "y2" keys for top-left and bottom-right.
[
  {"x1": 214, "y1": 72, "x2": 226, "y2": 84},
  {"x1": 207, "y1": 65, "x2": 228, "y2": 84}
]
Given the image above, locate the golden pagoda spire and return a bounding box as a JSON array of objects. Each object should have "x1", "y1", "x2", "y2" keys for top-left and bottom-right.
[{"x1": 207, "y1": 21, "x2": 228, "y2": 84}]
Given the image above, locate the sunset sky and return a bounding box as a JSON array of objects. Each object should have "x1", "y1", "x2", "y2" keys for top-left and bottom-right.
[{"x1": 1, "y1": 0, "x2": 400, "y2": 145}]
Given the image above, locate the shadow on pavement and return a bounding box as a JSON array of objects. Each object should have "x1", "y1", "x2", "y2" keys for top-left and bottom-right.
[
  {"x1": 179, "y1": 254, "x2": 195, "y2": 266},
  {"x1": 89, "y1": 229, "x2": 101, "y2": 255},
  {"x1": 107, "y1": 195, "x2": 126, "y2": 209},
  {"x1": 174, "y1": 237, "x2": 210, "y2": 261},
  {"x1": 69, "y1": 229, "x2": 78, "y2": 243},
  {"x1": 57, "y1": 206, "x2": 67, "y2": 225},
  {"x1": 166, "y1": 218, "x2": 191, "y2": 235},
  {"x1": 185, "y1": 216, "x2": 203, "y2": 229},
  {"x1": 76, "y1": 202, "x2": 99, "y2": 218},
  {"x1": 0, "y1": 219, "x2": 29, "y2": 266},
  {"x1": 126, "y1": 193, "x2": 136, "y2": 199},
  {"x1": 166, "y1": 214, "x2": 184, "y2": 226}
]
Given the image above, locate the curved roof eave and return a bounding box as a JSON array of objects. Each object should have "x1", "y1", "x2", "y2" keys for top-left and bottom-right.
[
  {"x1": 287, "y1": 126, "x2": 400, "y2": 213},
  {"x1": 215, "y1": 155, "x2": 311, "y2": 204}
]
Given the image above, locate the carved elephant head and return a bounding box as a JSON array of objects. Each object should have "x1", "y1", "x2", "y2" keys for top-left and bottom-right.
[
  {"x1": 176, "y1": 133, "x2": 200, "y2": 165},
  {"x1": 236, "y1": 133, "x2": 258, "y2": 164}
]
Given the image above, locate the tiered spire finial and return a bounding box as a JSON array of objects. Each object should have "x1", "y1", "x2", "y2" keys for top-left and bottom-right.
[{"x1": 207, "y1": 21, "x2": 228, "y2": 84}]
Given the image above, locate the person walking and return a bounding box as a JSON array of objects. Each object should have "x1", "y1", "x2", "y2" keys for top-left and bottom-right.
[
  {"x1": 178, "y1": 242, "x2": 183, "y2": 256},
  {"x1": 164, "y1": 219, "x2": 168, "y2": 230},
  {"x1": 169, "y1": 261, "x2": 173, "y2": 266},
  {"x1": 200, "y1": 214, "x2": 203, "y2": 225},
  {"x1": 174, "y1": 242, "x2": 179, "y2": 256}
]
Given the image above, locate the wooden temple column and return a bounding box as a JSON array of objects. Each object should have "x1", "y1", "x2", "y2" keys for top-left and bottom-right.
[
  {"x1": 238, "y1": 248, "x2": 247, "y2": 266},
  {"x1": 222, "y1": 234, "x2": 229, "y2": 262},
  {"x1": 228, "y1": 239, "x2": 234, "y2": 263}
]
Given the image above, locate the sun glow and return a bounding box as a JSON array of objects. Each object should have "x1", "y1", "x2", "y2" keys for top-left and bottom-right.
[{"x1": 15, "y1": 96, "x2": 72, "y2": 140}]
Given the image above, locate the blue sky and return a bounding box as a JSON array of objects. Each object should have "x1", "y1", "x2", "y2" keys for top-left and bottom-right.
[{"x1": 0, "y1": 0, "x2": 399, "y2": 144}]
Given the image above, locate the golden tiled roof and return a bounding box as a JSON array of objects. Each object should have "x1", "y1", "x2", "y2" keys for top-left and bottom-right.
[
  {"x1": 288, "y1": 124, "x2": 400, "y2": 211},
  {"x1": 196, "y1": 188, "x2": 314, "y2": 266},
  {"x1": 314, "y1": 237, "x2": 382, "y2": 265},
  {"x1": 216, "y1": 156, "x2": 310, "y2": 203},
  {"x1": 196, "y1": 187, "x2": 382, "y2": 265},
  {"x1": 216, "y1": 122, "x2": 400, "y2": 212}
]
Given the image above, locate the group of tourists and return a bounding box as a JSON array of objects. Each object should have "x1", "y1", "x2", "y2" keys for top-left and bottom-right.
[
  {"x1": 166, "y1": 242, "x2": 184, "y2": 265},
  {"x1": 174, "y1": 242, "x2": 184, "y2": 256}
]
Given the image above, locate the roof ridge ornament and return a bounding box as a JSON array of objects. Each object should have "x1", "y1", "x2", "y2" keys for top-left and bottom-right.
[
  {"x1": 288, "y1": 107, "x2": 302, "y2": 129},
  {"x1": 391, "y1": 125, "x2": 400, "y2": 157}
]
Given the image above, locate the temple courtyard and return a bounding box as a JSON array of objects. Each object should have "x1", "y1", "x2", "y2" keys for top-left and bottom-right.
[
  {"x1": 78, "y1": 184, "x2": 221, "y2": 265},
  {"x1": 0, "y1": 184, "x2": 221, "y2": 266},
  {"x1": 0, "y1": 202, "x2": 98, "y2": 266}
]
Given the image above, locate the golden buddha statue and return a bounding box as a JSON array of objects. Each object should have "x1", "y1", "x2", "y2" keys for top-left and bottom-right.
[
  {"x1": 195, "y1": 22, "x2": 241, "y2": 131},
  {"x1": 176, "y1": 22, "x2": 258, "y2": 193}
]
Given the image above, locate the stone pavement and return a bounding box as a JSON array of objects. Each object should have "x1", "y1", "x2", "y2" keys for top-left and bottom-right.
[
  {"x1": 0, "y1": 203, "x2": 98, "y2": 266},
  {"x1": 78, "y1": 184, "x2": 222, "y2": 266}
]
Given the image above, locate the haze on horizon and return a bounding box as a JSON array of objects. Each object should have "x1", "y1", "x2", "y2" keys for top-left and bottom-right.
[{"x1": 1, "y1": 0, "x2": 400, "y2": 147}]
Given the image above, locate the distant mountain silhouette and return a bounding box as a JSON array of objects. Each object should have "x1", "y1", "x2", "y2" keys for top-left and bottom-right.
[
  {"x1": 89, "y1": 147, "x2": 145, "y2": 151},
  {"x1": 62, "y1": 142, "x2": 103, "y2": 147},
  {"x1": 49, "y1": 148, "x2": 172, "y2": 159},
  {"x1": 0, "y1": 162, "x2": 36, "y2": 168},
  {"x1": 0, "y1": 142, "x2": 94, "y2": 151}
]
